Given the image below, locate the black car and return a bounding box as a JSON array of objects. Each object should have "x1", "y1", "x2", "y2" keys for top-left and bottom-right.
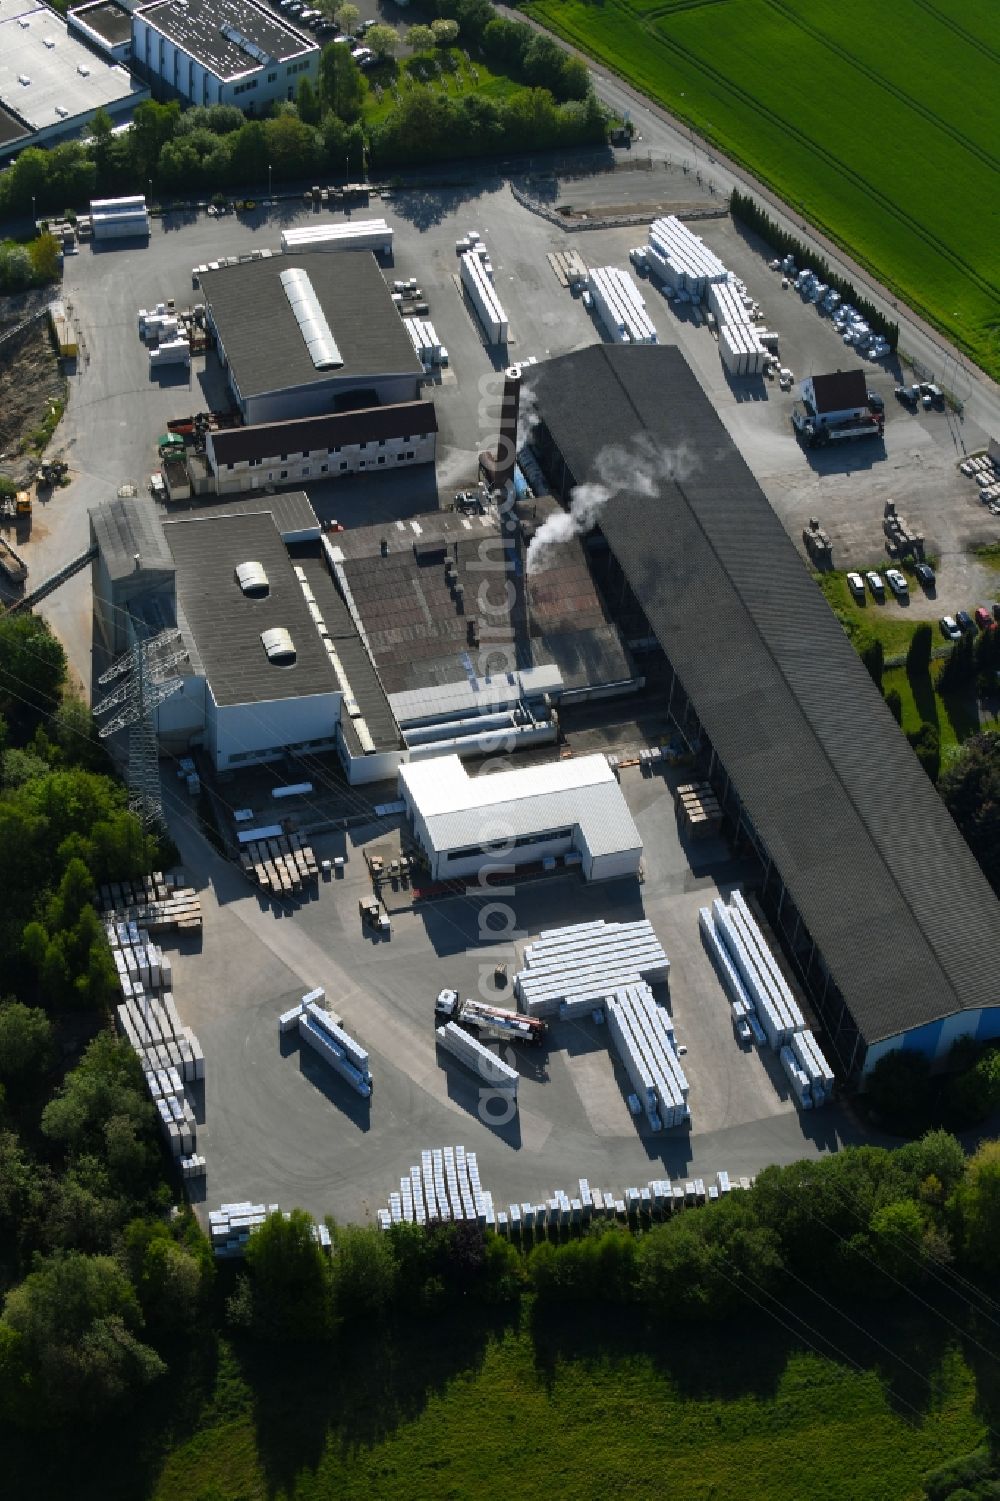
[
  {"x1": 956, "y1": 609, "x2": 975, "y2": 634},
  {"x1": 867, "y1": 391, "x2": 885, "y2": 413},
  {"x1": 914, "y1": 562, "x2": 936, "y2": 589}
]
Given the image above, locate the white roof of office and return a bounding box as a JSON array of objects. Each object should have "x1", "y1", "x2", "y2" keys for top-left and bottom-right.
[
  {"x1": 0, "y1": 1, "x2": 142, "y2": 135},
  {"x1": 400, "y1": 753, "x2": 642, "y2": 860}
]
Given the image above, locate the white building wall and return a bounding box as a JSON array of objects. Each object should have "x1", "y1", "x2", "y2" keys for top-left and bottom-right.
[
  {"x1": 585, "y1": 846, "x2": 643, "y2": 883},
  {"x1": 208, "y1": 688, "x2": 340, "y2": 770},
  {"x1": 133, "y1": 15, "x2": 317, "y2": 110},
  {"x1": 428, "y1": 829, "x2": 575, "y2": 884},
  {"x1": 212, "y1": 429, "x2": 435, "y2": 495}
]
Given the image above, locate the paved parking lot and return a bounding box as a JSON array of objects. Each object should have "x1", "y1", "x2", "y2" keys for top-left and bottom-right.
[{"x1": 163, "y1": 760, "x2": 860, "y2": 1225}]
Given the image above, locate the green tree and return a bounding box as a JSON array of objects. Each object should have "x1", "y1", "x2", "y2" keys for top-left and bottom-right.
[
  {"x1": 264, "y1": 113, "x2": 321, "y2": 179},
  {"x1": 229, "y1": 118, "x2": 269, "y2": 186},
  {"x1": 124, "y1": 1219, "x2": 211, "y2": 1332},
  {"x1": 86, "y1": 106, "x2": 115, "y2": 184},
  {"x1": 431, "y1": 17, "x2": 459, "y2": 46},
  {"x1": 334, "y1": 1, "x2": 359, "y2": 32},
  {"x1": 41, "y1": 1035, "x2": 153, "y2": 1155},
  {"x1": 129, "y1": 99, "x2": 181, "y2": 179},
  {"x1": 296, "y1": 75, "x2": 320, "y2": 126},
  {"x1": 860, "y1": 635, "x2": 884, "y2": 690},
  {"x1": 0, "y1": 243, "x2": 33, "y2": 292},
  {"x1": 406, "y1": 23, "x2": 437, "y2": 51},
  {"x1": 907, "y1": 721, "x2": 940, "y2": 783},
  {"x1": 952, "y1": 1140, "x2": 1000, "y2": 1270},
  {"x1": 939, "y1": 730, "x2": 1000, "y2": 893},
  {"x1": 0, "y1": 1002, "x2": 53, "y2": 1086},
  {"x1": 50, "y1": 697, "x2": 107, "y2": 772},
  {"x1": 884, "y1": 686, "x2": 902, "y2": 725},
  {"x1": 331, "y1": 1223, "x2": 397, "y2": 1318},
  {"x1": 0, "y1": 1252, "x2": 164, "y2": 1423},
  {"x1": 868, "y1": 1198, "x2": 927, "y2": 1283},
  {"x1": 866, "y1": 1048, "x2": 932, "y2": 1134},
  {"x1": 28, "y1": 232, "x2": 60, "y2": 284},
  {"x1": 558, "y1": 55, "x2": 591, "y2": 102},
  {"x1": 320, "y1": 42, "x2": 365, "y2": 122},
  {"x1": 366, "y1": 23, "x2": 399, "y2": 59},
  {"x1": 906, "y1": 621, "x2": 932, "y2": 677},
  {"x1": 244, "y1": 1210, "x2": 334, "y2": 1340},
  {"x1": 0, "y1": 612, "x2": 68, "y2": 730}
]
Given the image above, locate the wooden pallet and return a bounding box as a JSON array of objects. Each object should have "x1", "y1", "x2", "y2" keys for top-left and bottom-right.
[{"x1": 243, "y1": 835, "x2": 318, "y2": 895}]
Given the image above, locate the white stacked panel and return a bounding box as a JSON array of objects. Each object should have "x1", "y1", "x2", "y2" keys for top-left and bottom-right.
[
  {"x1": 280, "y1": 219, "x2": 393, "y2": 254},
  {"x1": 299, "y1": 1006, "x2": 372, "y2": 1098},
  {"x1": 710, "y1": 898, "x2": 791, "y2": 1048},
  {"x1": 460, "y1": 250, "x2": 508, "y2": 343},
  {"x1": 589, "y1": 266, "x2": 657, "y2": 345},
  {"x1": 646, "y1": 215, "x2": 727, "y2": 296},
  {"x1": 780, "y1": 1045, "x2": 813, "y2": 1109},
  {"x1": 728, "y1": 891, "x2": 805, "y2": 1030},
  {"x1": 437, "y1": 1022, "x2": 518, "y2": 1094}
]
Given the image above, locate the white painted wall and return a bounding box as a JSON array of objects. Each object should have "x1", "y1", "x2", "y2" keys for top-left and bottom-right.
[
  {"x1": 208, "y1": 688, "x2": 340, "y2": 770},
  {"x1": 210, "y1": 429, "x2": 436, "y2": 495}
]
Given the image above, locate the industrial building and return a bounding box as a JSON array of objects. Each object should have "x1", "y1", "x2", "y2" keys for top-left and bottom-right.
[
  {"x1": 398, "y1": 754, "x2": 643, "y2": 884},
  {"x1": 202, "y1": 401, "x2": 438, "y2": 495},
  {"x1": 199, "y1": 253, "x2": 423, "y2": 425},
  {"x1": 524, "y1": 343, "x2": 1000, "y2": 1077},
  {"x1": 68, "y1": 1, "x2": 133, "y2": 63},
  {"x1": 131, "y1": 0, "x2": 318, "y2": 110},
  {"x1": 0, "y1": 0, "x2": 147, "y2": 160}
]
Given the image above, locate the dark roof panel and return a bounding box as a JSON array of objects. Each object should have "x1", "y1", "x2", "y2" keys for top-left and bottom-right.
[
  {"x1": 810, "y1": 369, "x2": 867, "y2": 412},
  {"x1": 529, "y1": 344, "x2": 1000, "y2": 1047},
  {"x1": 200, "y1": 253, "x2": 422, "y2": 401}
]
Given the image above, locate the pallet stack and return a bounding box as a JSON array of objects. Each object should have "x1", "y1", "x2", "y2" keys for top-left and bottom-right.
[
  {"x1": 99, "y1": 869, "x2": 202, "y2": 933},
  {"x1": 208, "y1": 1203, "x2": 331, "y2": 1258},
  {"x1": 240, "y1": 834, "x2": 318, "y2": 895},
  {"x1": 108, "y1": 918, "x2": 206, "y2": 1165},
  {"x1": 675, "y1": 781, "x2": 723, "y2": 838},
  {"x1": 375, "y1": 1151, "x2": 752, "y2": 1232}
]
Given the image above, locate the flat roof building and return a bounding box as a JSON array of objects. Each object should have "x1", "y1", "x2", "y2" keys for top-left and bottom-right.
[
  {"x1": 199, "y1": 253, "x2": 423, "y2": 424},
  {"x1": 526, "y1": 343, "x2": 1000, "y2": 1077},
  {"x1": 0, "y1": 0, "x2": 147, "y2": 159},
  {"x1": 398, "y1": 753, "x2": 643, "y2": 885},
  {"x1": 68, "y1": 1, "x2": 132, "y2": 62},
  {"x1": 132, "y1": 0, "x2": 317, "y2": 110}
]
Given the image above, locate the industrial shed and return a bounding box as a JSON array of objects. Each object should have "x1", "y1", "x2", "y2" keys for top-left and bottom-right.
[
  {"x1": 526, "y1": 343, "x2": 1000, "y2": 1076},
  {"x1": 199, "y1": 253, "x2": 423, "y2": 424},
  {"x1": 398, "y1": 754, "x2": 643, "y2": 884}
]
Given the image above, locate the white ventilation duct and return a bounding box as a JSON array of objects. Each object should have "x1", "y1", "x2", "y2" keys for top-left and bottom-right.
[
  {"x1": 235, "y1": 560, "x2": 269, "y2": 597},
  {"x1": 260, "y1": 627, "x2": 296, "y2": 665}
]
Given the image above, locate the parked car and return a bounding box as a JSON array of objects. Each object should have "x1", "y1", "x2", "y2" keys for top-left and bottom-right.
[
  {"x1": 886, "y1": 568, "x2": 909, "y2": 599},
  {"x1": 940, "y1": 615, "x2": 962, "y2": 641},
  {"x1": 956, "y1": 610, "x2": 975, "y2": 634},
  {"x1": 974, "y1": 606, "x2": 994, "y2": 631},
  {"x1": 847, "y1": 571, "x2": 866, "y2": 601},
  {"x1": 914, "y1": 562, "x2": 936, "y2": 589},
  {"x1": 894, "y1": 384, "x2": 919, "y2": 406},
  {"x1": 866, "y1": 570, "x2": 885, "y2": 601},
  {"x1": 992, "y1": 601, "x2": 1000, "y2": 624},
  {"x1": 867, "y1": 391, "x2": 885, "y2": 413}
]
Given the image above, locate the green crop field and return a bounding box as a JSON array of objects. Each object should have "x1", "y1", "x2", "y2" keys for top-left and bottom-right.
[
  {"x1": 524, "y1": 0, "x2": 1000, "y2": 380},
  {"x1": 10, "y1": 1311, "x2": 985, "y2": 1501}
]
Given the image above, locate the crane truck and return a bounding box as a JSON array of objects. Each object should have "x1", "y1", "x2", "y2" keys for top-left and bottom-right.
[{"x1": 435, "y1": 990, "x2": 546, "y2": 1046}]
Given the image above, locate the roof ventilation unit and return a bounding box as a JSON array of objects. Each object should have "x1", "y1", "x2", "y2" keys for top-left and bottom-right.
[
  {"x1": 77, "y1": 63, "x2": 90, "y2": 76},
  {"x1": 235, "y1": 560, "x2": 269, "y2": 597},
  {"x1": 261, "y1": 627, "x2": 296, "y2": 666},
  {"x1": 279, "y1": 266, "x2": 343, "y2": 371},
  {"x1": 18, "y1": 74, "x2": 31, "y2": 86}
]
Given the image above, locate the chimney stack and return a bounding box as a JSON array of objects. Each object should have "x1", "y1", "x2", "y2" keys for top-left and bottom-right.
[{"x1": 478, "y1": 363, "x2": 522, "y2": 496}]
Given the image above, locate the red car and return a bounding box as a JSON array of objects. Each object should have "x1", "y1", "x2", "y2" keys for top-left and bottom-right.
[{"x1": 974, "y1": 606, "x2": 995, "y2": 631}]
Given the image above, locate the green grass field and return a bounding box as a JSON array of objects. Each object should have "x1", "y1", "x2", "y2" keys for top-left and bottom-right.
[
  {"x1": 362, "y1": 48, "x2": 521, "y2": 126},
  {"x1": 524, "y1": 0, "x2": 1000, "y2": 380}
]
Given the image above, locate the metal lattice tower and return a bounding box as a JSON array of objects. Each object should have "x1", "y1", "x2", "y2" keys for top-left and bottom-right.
[{"x1": 93, "y1": 625, "x2": 187, "y2": 830}]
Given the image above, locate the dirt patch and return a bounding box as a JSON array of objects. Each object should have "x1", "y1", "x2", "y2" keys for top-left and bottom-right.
[{"x1": 0, "y1": 319, "x2": 67, "y2": 481}]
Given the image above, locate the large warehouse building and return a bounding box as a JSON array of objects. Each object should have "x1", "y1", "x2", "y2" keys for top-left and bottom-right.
[
  {"x1": 525, "y1": 343, "x2": 1000, "y2": 1078},
  {"x1": 199, "y1": 253, "x2": 423, "y2": 425}
]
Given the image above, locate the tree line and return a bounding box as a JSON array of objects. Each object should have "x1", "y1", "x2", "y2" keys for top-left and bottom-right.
[
  {"x1": 730, "y1": 188, "x2": 900, "y2": 349},
  {"x1": 0, "y1": 8, "x2": 606, "y2": 219}
]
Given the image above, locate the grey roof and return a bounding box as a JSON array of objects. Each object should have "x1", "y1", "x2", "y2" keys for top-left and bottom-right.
[
  {"x1": 0, "y1": 1, "x2": 143, "y2": 134},
  {"x1": 163, "y1": 511, "x2": 334, "y2": 707},
  {"x1": 136, "y1": 0, "x2": 315, "y2": 78},
  {"x1": 70, "y1": 2, "x2": 132, "y2": 47},
  {"x1": 91, "y1": 495, "x2": 175, "y2": 582},
  {"x1": 529, "y1": 344, "x2": 1000, "y2": 1048},
  {"x1": 209, "y1": 401, "x2": 437, "y2": 467},
  {"x1": 158, "y1": 488, "x2": 319, "y2": 540},
  {"x1": 200, "y1": 254, "x2": 422, "y2": 402}
]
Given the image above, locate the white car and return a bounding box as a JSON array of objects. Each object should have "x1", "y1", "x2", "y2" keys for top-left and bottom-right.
[
  {"x1": 886, "y1": 568, "x2": 909, "y2": 598},
  {"x1": 866, "y1": 570, "x2": 885, "y2": 600},
  {"x1": 847, "y1": 571, "x2": 866, "y2": 601}
]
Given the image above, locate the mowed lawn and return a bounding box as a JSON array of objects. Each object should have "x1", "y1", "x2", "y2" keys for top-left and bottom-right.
[
  {"x1": 525, "y1": 0, "x2": 1000, "y2": 380},
  {"x1": 146, "y1": 1323, "x2": 984, "y2": 1501}
]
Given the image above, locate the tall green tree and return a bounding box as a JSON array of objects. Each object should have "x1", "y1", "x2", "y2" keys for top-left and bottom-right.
[
  {"x1": 0, "y1": 615, "x2": 67, "y2": 732},
  {"x1": 244, "y1": 1210, "x2": 335, "y2": 1340},
  {"x1": 952, "y1": 1140, "x2": 1000, "y2": 1270},
  {"x1": 320, "y1": 42, "x2": 365, "y2": 122}
]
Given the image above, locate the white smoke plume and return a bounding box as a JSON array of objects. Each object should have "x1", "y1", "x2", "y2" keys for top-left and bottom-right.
[
  {"x1": 526, "y1": 435, "x2": 698, "y2": 573},
  {"x1": 517, "y1": 379, "x2": 540, "y2": 451}
]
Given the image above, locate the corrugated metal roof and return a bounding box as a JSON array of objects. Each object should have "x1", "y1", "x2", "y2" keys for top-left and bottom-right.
[
  {"x1": 91, "y1": 495, "x2": 175, "y2": 582},
  {"x1": 401, "y1": 753, "x2": 641, "y2": 859},
  {"x1": 528, "y1": 344, "x2": 1000, "y2": 1047}
]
